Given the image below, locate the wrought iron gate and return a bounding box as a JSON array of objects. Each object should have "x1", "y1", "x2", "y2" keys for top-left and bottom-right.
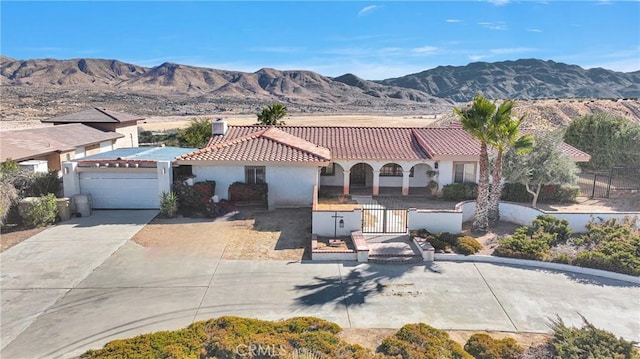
[
  {"x1": 361, "y1": 199, "x2": 407, "y2": 234},
  {"x1": 578, "y1": 167, "x2": 640, "y2": 198}
]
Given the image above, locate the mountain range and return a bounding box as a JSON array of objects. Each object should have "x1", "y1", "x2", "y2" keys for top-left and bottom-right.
[{"x1": 1, "y1": 56, "x2": 639, "y2": 125}]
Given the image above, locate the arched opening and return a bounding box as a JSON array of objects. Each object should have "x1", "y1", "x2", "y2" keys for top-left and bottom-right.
[{"x1": 349, "y1": 163, "x2": 373, "y2": 189}]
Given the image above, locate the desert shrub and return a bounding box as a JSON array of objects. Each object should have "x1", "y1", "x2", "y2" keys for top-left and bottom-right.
[
  {"x1": 22, "y1": 194, "x2": 58, "y2": 228},
  {"x1": 0, "y1": 181, "x2": 19, "y2": 227},
  {"x1": 463, "y1": 333, "x2": 523, "y2": 359},
  {"x1": 377, "y1": 323, "x2": 472, "y2": 359},
  {"x1": 501, "y1": 183, "x2": 578, "y2": 204},
  {"x1": 83, "y1": 316, "x2": 370, "y2": 359},
  {"x1": 442, "y1": 183, "x2": 478, "y2": 201},
  {"x1": 159, "y1": 191, "x2": 178, "y2": 218},
  {"x1": 571, "y1": 217, "x2": 640, "y2": 276},
  {"x1": 228, "y1": 182, "x2": 268, "y2": 205},
  {"x1": 410, "y1": 228, "x2": 431, "y2": 239},
  {"x1": 494, "y1": 227, "x2": 554, "y2": 260},
  {"x1": 549, "y1": 315, "x2": 638, "y2": 359},
  {"x1": 529, "y1": 215, "x2": 572, "y2": 244},
  {"x1": 456, "y1": 236, "x2": 483, "y2": 255},
  {"x1": 24, "y1": 170, "x2": 62, "y2": 197},
  {"x1": 172, "y1": 181, "x2": 215, "y2": 216}
]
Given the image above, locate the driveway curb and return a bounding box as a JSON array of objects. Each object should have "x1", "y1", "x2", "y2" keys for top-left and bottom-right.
[{"x1": 435, "y1": 254, "x2": 640, "y2": 284}]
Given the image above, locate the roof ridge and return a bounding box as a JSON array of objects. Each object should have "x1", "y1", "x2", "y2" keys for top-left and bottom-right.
[
  {"x1": 177, "y1": 128, "x2": 269, "y2": 160},
  {"x1": 411, "y1": 129, "x2": 435, "y2": 158},
  {"x1": 260, "y1": 127, "x2": 331, "y2": 160},
  {"x1": 93, "y1": 107, "x2": 120, "y2": 122}
]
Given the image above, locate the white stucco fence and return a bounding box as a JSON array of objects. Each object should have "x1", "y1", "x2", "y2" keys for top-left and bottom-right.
[
  {"x1": 407, "y1": 209, "x2": 462, "y2": 233},
  {"x1": 311, "y1": 208, "x2": 363, "y2": 237},
  {"x1": 457, "y1": 201, "x2": 640, "y2": 233}
]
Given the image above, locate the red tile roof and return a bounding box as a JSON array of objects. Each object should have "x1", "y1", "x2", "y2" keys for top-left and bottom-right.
[
  {"x1": 177, "y1": 127, "x2": 331, "y2": 162},
  {"x1": 41, "y1": 108, "x2": 144, "y2": 124},
  {"x1": 178, "y1": 125, "x2": 591, "y2": 163}
]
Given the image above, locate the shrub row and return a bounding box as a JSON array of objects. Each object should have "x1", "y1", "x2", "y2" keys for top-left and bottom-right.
[
  {"x1": 501, "y1": 183, "x2": 579, "y2": 204},
  {"x1": 442, "y1": 183, "x2": 579, "y2": 204},
  {"x1": 172, "y1": 180, "x2": 216, "y2": 216},
  {"x1": 495, "y1": 215, "x2": 640, "y2": 276},
  {"x1": 410, "y1": 229, "x2": 482, "y2": 255},
  {"x1": 83, "y1": 315, "x2": 638, "y2": 358}
]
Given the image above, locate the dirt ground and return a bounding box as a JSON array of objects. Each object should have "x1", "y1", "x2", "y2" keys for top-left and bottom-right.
[
  {"x1": 132, "y1": 207, "x2": 311, "y2": 261},
  {"x1": 137, "y1": 113, "x2": 442, "y2": 132},
  {"x1": 538, "y1": 192, "x2": 640, "y2": 212},
  {"x1": 0, "y1": 226, "x2": 47, "y2": 252},
  {"x1": 339, "y1": 327, "x2": 551, "y2": 353}
]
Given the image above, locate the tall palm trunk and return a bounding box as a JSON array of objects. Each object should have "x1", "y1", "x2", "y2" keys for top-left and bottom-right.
[
  {"x1": 473, "y1": 142, "x2": 490, "y2": 233},
  {"x1": 488, "y1": 149, "x2": 504, "y2": 223}
]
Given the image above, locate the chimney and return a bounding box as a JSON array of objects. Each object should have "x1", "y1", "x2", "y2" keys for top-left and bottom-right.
[{"x1": 212, "y1": 119, "x2": 227, "y2": 136}]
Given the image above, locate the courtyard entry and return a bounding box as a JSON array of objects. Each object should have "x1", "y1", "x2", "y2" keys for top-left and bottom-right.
[
  {"x1": 350, "y1": 163, "x2": 371, "y2": 187},
  {"x1": 360, "y1": 197, "x2": 408, "y2": 234}
]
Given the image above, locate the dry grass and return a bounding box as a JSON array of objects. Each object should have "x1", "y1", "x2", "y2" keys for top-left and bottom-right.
[{"x1": 138, "y1": 114, "x2": 443, "y2": 132}]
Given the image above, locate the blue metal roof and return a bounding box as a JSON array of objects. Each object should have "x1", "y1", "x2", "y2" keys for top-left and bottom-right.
[{"x1": 79, "y1": 147, "x2": 197, "y2": 162}]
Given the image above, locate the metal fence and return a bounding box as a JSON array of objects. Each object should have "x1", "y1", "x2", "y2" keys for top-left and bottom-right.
[
  {"x1": 578, "y1": 167, "x2": 640, "y2": 198},
  {"x1": 361, "y1": 198, "x2": 408, "y2": 234}
]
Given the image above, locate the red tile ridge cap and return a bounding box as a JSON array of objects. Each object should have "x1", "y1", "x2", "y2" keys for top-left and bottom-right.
[
  {"x1": 261, "y1": 127, "x2": 331, "y2": 160},
  {"x1": 177, "y1": 128, "x2": 270, "y2": 160},
  {"x1": 411, "y1": 129, "x2": 436, "y2": 158}
]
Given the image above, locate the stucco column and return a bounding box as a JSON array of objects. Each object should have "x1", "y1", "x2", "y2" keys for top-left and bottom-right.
[
  {"x1": 343, "y1": 170, "x2": 350, "y2": 195},
  {"x1": 372, "y1": 170, "x2": 380, "y2": 195},
  {"x1": 62, "y1": 162, "x2": 80, "y2": 198},
  {"x1": 402, "y1": 170, "x2": 411, "y2": 195}
]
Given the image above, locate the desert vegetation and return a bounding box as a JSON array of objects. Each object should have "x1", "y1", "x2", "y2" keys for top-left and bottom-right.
[{"x1": 80, "y1": 316, "x2": 638, "y2": 359}]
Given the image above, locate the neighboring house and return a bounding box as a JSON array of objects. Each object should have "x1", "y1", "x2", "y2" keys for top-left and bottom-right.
[
  {"x1": 61, "y1": 146, "x2": 196, "y2": 209},
  {"x1": 0, "y1": 124, "x2": 123, "y2": 172},
  {"x1": 176, "y1": 122, "x2": 591, "y2": 209},
  {"x1": 41, "y1": 107, "x2": 144, "y2": 148}
]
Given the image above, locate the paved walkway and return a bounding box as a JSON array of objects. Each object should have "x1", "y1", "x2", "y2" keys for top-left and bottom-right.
[{"x1": 1, "y1": 210, "x2": 639, "y2": 359}]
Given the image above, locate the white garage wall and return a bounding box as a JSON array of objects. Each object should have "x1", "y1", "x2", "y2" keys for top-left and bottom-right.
[{"x1": 193, "y1": 164, "x2": 318, "y2": 208}]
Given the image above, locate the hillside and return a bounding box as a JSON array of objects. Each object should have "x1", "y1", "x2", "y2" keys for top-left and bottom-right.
[
  {"x1": 1, "y1": 56, "x2": 639, "y2": 128},
  {"x1": 380, "y1": 59, "x2": 640, "y2": 102}
]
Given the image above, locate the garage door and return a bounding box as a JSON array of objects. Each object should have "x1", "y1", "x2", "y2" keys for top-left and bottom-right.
[{"x1": 79, "y1": 170, "x2": 159, "y2": 209}]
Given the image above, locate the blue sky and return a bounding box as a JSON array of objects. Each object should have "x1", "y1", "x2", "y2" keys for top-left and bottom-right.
[{"x1": 1, "y1": 1, "x2": 639, "y2": 80}]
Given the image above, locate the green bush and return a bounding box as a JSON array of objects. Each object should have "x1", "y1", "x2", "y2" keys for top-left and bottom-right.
[
  {"x1": 529, "y1": 215, "x2": 572, "y2": 245},
  {"x1": 84, "y1": 316, "x2": 371, "y2": 359},
  {"x1": 571, "y1": 217, "x2": 640, "y2": 276},
  {"x1": 22, "y1": 194, "x2": 58, "y2": 228},
  {"x1": 160, "y1": 191, "x2": 178, "y2": 218},
  {"x1": 377, "y1": 323, "x2": 472, "y2": 359},
  {"x1": 463, "y1": 333, "x2": 523, "y2": 359},
  {"x1": 410, "y1": 229, "x2": 460, "y2": 252},
  {"x1": 456, "y1": 236, "x2": 483, "y2": 255},
  {"x1": 172, "y1": 181, "x2": 216, "y2": 216},
  {"x1": 501, "y1": 183, "x2": 578, "y2": 204},
  {"x1": 442, "y1": 183, "x2": 478, "y2": 201},
  {"x1": 494, "y1": 226, "x2": 554, "y2": 260},
  {"x1": 25, "y1": 170, "x2": 62, "y2": 197},
  {"x1": 549, "y1": 315, "x2": 638, "y2": 359}
]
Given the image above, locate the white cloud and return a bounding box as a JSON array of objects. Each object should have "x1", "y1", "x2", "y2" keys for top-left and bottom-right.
[
  {"x1": 527, "y1": 28, "x2": 543, "y2": 33},
  {"x1": 358, "y1": 5, "x2": 379, "y2": 17},
  {"x1": 478, "y1": 21, "x2": 508, "y2": 30},
  {"x1": 446, "y1": 19, "x2": 461, "y2": 23},
  {"x1": 469, "y1": 54, "x2": 491, "y2": 62},
  {"x1": 412, "y1": 46, "x2": 438, "y2": 54}
]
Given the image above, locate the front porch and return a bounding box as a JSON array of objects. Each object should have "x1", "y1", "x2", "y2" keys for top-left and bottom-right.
[{"x1": 319, "y1": 160, "x2": 439, "y2": 197}]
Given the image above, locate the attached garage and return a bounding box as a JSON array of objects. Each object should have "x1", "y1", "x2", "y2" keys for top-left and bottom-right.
[
  {"x1": 62, "y1": 147, "x2": 196, "y2": 210},
  {"x1": 78, "y1": 170, "x2": 160, "y2": 209}
]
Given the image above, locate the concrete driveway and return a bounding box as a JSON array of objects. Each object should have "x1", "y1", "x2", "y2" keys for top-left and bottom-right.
[{"x1": 1, "y1": 210, "x2": 639, "y2": 359}]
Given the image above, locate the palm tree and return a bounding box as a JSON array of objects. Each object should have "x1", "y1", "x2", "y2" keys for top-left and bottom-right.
[
  {"x1": 454, "y1": 93, "x2": 496, "y2": 233},
  {"x1": 487, "y1": 100, "x2": 534, "y2": 223},
  {"x1": 256, "y1": 102, "x2": 287, "y2": 125}
]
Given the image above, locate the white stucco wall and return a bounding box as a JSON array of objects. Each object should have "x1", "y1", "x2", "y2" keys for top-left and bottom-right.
[
  {"x1": 408, "y1": 209, "x2": 463, "y2": 233},
  {"x1": 114, "y1": 124, "x2": 139, "y2": 148},
  {"x1": 459, "y1": 201, "x2": 640, "y2": 233},
  {"x1": 193, "y1": 164, "x2": 318, "y2": 208},
  {"x1": 437, "y1": 161, "x2": 453, "y2": 187},
  {"x1": 312, "y1": 209, "x2": 362, "y2": 237}
]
